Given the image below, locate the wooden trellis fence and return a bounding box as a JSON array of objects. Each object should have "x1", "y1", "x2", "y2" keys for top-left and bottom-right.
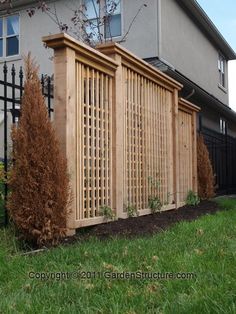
[
  {"x1": 43, "y1": 33, "x2": 199, "y2": 235},
  {"x1": 178, "y1": 98, "x2": 199, "y2": 203}
]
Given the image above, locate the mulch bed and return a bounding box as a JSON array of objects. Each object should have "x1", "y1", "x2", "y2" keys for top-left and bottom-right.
[{"x1": 62, "y1": 200, "x2": 223, "y2": 245}]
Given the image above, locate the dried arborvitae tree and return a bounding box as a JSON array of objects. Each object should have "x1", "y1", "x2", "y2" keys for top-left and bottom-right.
[
  {"x1": 197, "y1": 134, "x2": 215, "y2": 199},
  {"x1": 8, "y1": 55, "x2": 70, "y2": 247}
]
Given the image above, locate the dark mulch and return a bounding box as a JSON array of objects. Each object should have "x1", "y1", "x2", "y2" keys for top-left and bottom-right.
[{"x1": 62, "y1": 200, "x2": 223, "y2": 245}]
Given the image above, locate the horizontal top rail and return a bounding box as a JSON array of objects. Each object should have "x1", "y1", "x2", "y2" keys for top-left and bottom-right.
[
  {"x1": 179, "y1": 98, "x2": 201, "y2": 113},
  {"x1": 97, "y1": 42, "x2": 183, "y2": 91},
  {"x1": 42, "y1": 33, "x2": 118, "y2": 77}
]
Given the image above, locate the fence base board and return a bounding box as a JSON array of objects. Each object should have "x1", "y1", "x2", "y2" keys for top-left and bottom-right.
[
  {"x1": 178, "y1": 202, "x2": 186, "y2": 208},
  {"x1": 74, "y1": 216, "x2": 106, "y2": 229},
  {"x1": 118, "y1": 204, "x2": 176, "y2": 219}
]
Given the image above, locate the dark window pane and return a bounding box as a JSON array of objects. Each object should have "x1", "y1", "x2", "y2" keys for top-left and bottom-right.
[
  {"x1": 6, "y1": 36, "x2": 19, "y2": 56},
  {"x1": 105, "y1": 14, "x2": 121, "y2": 38},
  {"x1": 7, "y1": 15, "x2": 19, "y2": 36},
  {"x1": 222, "y1": 73, "x2": 225, "y2": 87},
  {"x1": 0, "y1": 39, "x2": 2, "y2": 57},
  {"x1": 0, "y1": 19, "x2": 2, "y2": 37}
]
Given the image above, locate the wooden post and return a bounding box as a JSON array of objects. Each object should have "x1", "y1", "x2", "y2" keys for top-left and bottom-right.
[
  {"x1": 96, "y1": 45, "x2": 125, "y2": 218},
  {"x1": 110, "y1": 54, "x2": 124, "y2": 218},
  {"x1": 192, "y1": 111, "x2": 198, "y2": 193},
  {"x1": 52, "y1": 47, "x2": 77, "y2": 236},
  {"x1": 178, "y1": 98, "x2": 200, "y2": 204},
  {"x1": 173, "y1": 89, "x2": 179, "y2": 209}
]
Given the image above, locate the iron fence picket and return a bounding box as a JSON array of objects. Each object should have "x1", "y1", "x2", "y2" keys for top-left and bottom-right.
[{"x1": 201, "y1": 126, "x2": 236, "y2": 195}]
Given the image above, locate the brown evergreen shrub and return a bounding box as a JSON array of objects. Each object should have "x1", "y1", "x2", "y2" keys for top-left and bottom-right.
[
  {"x1": 197, "y1": 133, "x2": 215, "y2": 199},
  {"x1": 7, "y1": 55, "x2": 70, "y2": 247}
]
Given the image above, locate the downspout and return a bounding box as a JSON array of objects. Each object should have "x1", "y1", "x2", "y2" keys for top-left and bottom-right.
[
  {"x1": 184, "y1": 89, "x2": 199, "y2": 131},
  {"x1": 185, "y1": 88, "x2": 195, "y2": 100}
]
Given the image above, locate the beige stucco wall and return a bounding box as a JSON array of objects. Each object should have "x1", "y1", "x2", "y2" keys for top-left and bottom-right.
[
  {"x1": 0, "y1": 0, "x2": 81, "y2": 73},
  {"x1": 0, "y1": 1, "x2": 64, "y2": 158},
  {"x1": 0, "y1": 0, "x2": 231, "y2": 107},
  {"x1": 121, "y1": 0, "x2": 159, "y2": 59},
  {"x1": 0, "y1": 0, "x2": 158, "y2": 72},
  {"x1": 0, "y1": 0, "x2": 233, "y2": 157},
  {"x1": 160, "y1": 0, "x2": 229, "y2": 105}
]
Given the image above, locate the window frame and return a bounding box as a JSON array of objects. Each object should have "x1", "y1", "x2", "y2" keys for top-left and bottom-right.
[
  {"x1": 218, "y1": 53, "x2": 226, "y2": 88},
  {"x1": 104, "y1": 0, "x2": 122, "y2": 39},
  {"x1": 0, "y1": 13, "x2": 20, "y2": 60},
  {"x1": 84, "y1": 0, "x2": 100, "y2": 38},
  {"x1": 83, "y1": 0, "x2": 122, "y2": 42}
]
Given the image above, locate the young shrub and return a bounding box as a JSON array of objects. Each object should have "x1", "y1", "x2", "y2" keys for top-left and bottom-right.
[
  {"x1": 100, "y1": 205, "x2": 115, "y2": 221},
  {"x1": 148, "y1": 196, "x2": 162, "y2": 214},
  {"x1": 148, "y1": 176, "x2": 162, "y2": 213},
  {"x1": 197, "y1": 134, "x2": 215, "y2": 199},
  {"x1": 186, "y1": 190, "x2": 200, "y2": 206},
  {"x1": 7, "y1": 56, "x2": 70, "y2": 247},
  {"x1": 126, "y1": 204, "x2": 139, "y2": 217}
]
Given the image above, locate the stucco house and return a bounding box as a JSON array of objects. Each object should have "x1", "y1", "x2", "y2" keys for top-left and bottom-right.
[
  {"x1": 0, "y1": 0, "x2": 236, "y2": 192},
  {"x1": 1, "y1": 0, "x2": 236, "y2": 134}
]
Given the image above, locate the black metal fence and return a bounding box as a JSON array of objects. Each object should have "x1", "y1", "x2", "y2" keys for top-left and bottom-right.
[
  {"x1": 201, "y1": 126, "x2": 236, "y2": 195},
  {"x1": 0, "y1": 62, "x2": 53, "y2": 226}
]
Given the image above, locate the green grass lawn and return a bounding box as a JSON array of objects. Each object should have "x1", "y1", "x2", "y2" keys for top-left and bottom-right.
[{"x1": 1, "y1": 198, "x2": 236, "y2": 313}]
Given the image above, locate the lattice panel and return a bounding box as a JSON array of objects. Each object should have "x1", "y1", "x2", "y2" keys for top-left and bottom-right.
[
  {"x1": 76, "y1": 62, "x2": 112, "y2": 220},
  {"x1": 178, "y1": 109, "x2": 193, "y2": 202},
  {"x1": 123, "y1": 66, "x2": 174, "y2": 210}
]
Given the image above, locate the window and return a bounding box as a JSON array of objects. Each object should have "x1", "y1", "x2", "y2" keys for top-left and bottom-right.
[
  {"x1": 84, "y1": 0, "x2": 100, "y2": 40},
  {"x1": 105, "y1": 0, "x2": 121, "y2": 38},
  {"x1": 0, "y1": 14, "x2": 19, "y2": 58},
  {"x1": 220, "y1": 118, "x2": 227, "y2": 135},
  {"x1": 218, "y1": 53, "x2": 226, "y2": 87},
  {"x1": 84, "y1": 0, "x2": 121, "y2": 41}
]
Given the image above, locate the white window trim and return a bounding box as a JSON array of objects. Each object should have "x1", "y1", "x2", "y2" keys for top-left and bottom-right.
[
  {"x1": 0, "y1": 13, "x2": 20, "y2": 60},
  {"x1": 218, "y1": 83, "x2": 227, "y2": 94}
]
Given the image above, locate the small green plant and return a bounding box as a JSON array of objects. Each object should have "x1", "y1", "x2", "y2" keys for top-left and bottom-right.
[
  {"x1": 148, "y1": 175, "x2": 162, "y2": 213},
  {"x1": 126, "y1": 204, "x2": 139, "y2": 217},
  {"x1": 186, "y1": 190, "x2": 200, "y2": 206},
  {"x1": 100, "y1": 205, "x2": 115, "y2": 221},
  {"x1": 148, "y1": 196, "x2": 162, "y2": 213}
]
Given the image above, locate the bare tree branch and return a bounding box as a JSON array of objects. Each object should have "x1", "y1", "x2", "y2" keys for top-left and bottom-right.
[
  {"x1": 91, "y1": 0, "x2": 103, "y2": 43},
  {"x1": 25, "y1": 0, "x2": 146, "y2": 47},
  {"x1": 120, "y1": 3, "x2": 147, "y2": 43}
]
